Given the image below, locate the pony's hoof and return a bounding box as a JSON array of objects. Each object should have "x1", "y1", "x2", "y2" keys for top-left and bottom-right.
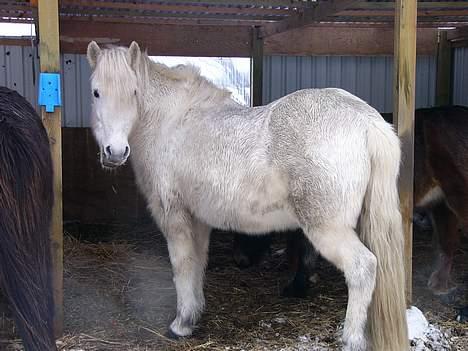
[
  {"x1": 428, "y1": 273, "x2": 457, "y2": 297},
  {"x1": 168, "y1": 319, "x2": 194, "y2": 338},
  {"x1": 233, "y1": 251, "x2": 252, "y2": 269},
  {"x1": 281, "y1": 283, "x2": 308, "y2": 298},
  {"x1": 165, "y1": 329, "x2": 184, "y2": 340},
  {"x1": 342, "y1": 340, "x2": 367, "y2": 351},
  {"x1": 456, "y1": 306, "x2": 468, "y2": 323}
]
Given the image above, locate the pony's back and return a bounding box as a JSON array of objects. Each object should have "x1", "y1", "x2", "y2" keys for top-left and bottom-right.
[{"x1": 0, "y1": 87, "x2": 56, "y2": 350}]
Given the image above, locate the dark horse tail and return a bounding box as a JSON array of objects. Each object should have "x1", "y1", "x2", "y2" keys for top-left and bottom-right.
[{"x1": 0, "y1": 87, "x2": 56, "y2": 350}]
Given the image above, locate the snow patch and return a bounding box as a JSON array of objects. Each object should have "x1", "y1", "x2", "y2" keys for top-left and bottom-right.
[
  {"x1": 407, "y1": 306, "x2": 452, "y2": 351},
  {"x1": 407, "y1": 306, "x2": 429, "y2": 340}
]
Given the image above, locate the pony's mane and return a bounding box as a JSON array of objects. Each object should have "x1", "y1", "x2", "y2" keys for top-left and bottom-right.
[
  {"x1": 94, "y1": 45, "x2": 233, "y2": 106},
  {"x1": 91, "y1": 45, "x2": 138, "y2": 98},
  {"x1": 135, "y1": 49, "x2": 232, "y2": 103}
]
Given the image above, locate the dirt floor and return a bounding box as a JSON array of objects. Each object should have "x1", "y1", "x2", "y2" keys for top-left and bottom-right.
[{"x1": 0, "y1": 219, "x2": 467, "y2": 350}]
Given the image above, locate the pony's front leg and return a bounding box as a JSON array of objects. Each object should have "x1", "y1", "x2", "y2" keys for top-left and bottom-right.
[{"x1": 163, "y1": 212, "x2": 211, "y2": 338}]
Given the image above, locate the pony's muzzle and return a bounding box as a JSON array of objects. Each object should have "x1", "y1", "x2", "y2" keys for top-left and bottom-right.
[{"x1": 102, "y1": 144, "x2": 130, "y2": 168}]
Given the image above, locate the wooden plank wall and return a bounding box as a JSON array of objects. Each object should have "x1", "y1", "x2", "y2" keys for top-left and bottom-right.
[{"x1": 62, "y1": 128, "x2": 149, "y2": 224}]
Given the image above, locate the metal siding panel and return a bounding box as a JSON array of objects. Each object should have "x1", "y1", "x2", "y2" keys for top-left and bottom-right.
[
  {"x1": 453, "y1": 48, "x2": 468, "y2": 106},
  {"x1": 299, "y1": 56, "x2": 312, "y2": 89},
  {"x1": 383, "y1": 56, "x2": 393, "y2": 113},
  {"x1": 6, "y1": 46, "x2": 25, "y2": 96},
  {"x1": 0, "y1": 46, "x2": 6, "y2": 87},
  {"x1": 356, "y1": 56, "x2": 372, "y2": 105},
  {"x1": 414, "y1": 55, "x2": 436, "y2": 109},
  {"x1": 22, "y1": 46, "x2": 37, "y2": 109},
  {"x1": 285, "y1": 56, "x2": 297, "y2": 95},
  {"x1": 313, "y1": 56, "x2": 327, "y2": 89},
  {"x1": 269, "y1": 56, "x2": 282, "y2": 103},
  {"x1": 327, "y1": 56, "x2": 341, "y2": 88},
  {"x1": 63, "y1": 53, "x2": 79, "y2": 127},
  {"x1": 79, "y1": 55, "x2": 92, "y2": 127},
  {"x1": 263, "y1": 55, "x2": 437, "y2": 113},
  {"x1": 262, "y1": 56, "x2": 270, "y2": 104},
  {"x1": 340, "y1": 57, "x2": 357, "y2": 96},
  {"x1": 370, "y1": 57, "x2": 386, "y2": 111},
  {"x1": 453, "y1": 49, "x2": 461, "y2": 104}
]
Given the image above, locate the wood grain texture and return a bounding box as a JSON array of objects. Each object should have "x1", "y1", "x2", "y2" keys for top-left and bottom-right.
[
  {"x1": 38, "y1": 0, "x2": 63, "y2": 337},
  {"x1": 393, "y1": 0, "x2": 417, "y2": 306}
]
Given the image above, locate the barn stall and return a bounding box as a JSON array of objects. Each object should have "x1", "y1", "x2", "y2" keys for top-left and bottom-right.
[{"x1": 0, "y1": 0, "x2": 467, "y2": 350}]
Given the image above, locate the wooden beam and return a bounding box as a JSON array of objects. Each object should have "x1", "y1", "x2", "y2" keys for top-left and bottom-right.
[
  {"x1": 251, "y1": 27, "x2": 264, "y2": 107},
  {"x1": 447, "y1": 26, "x2": 468, "y2": 42},
  {"x1": 259, "y1": 0, "x2": 358, "y2": 38},
  {"x1": 334, "y1": 9, "x2": 468, "y2": 17},
  {"x1": 58, "y1": 20, "x2": 251, "y2": 57},
  {"x1": 59, "y1": 7, "x2": 286, "y2": 22},
  {"x1": 60, "y1": 14, "x2": 266, "y2": 27},
  {"x1": 352, "y1": 1, "x2": 468, "y2": 10},
  {"x1": 264, "y1": 26, "x2": 437, "y2": 56},
  {"x1": 37, "y1": 0, "x2": 63, "y2": 337},
  {"x1": 61, "y1": 0, "x2": 292, "y2": 16},
  {"x1": 93, "y1": 0, "x2": 315, "y2": 8},
  {"x1": 393, "y1": 0, "x2": 417, "y2": 306},
  {"x1": 435, "y1": 30, "x2": 453, "y2": 106},
  {"x1": 0, "y1": 24, "x2": 438, "y2": 57}
]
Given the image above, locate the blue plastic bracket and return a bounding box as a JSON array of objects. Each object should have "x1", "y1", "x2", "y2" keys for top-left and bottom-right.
[{"x1": 38, "y1": 73, "x2": 62, "y2": 113}]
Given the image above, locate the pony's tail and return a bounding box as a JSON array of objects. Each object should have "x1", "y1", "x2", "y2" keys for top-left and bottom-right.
[
  {"x1": 360, "y1": 118, "x2": 409, "y2": 351},
  {"x1": 0, "y1": 88, "x2": 57, "y2": 350}
]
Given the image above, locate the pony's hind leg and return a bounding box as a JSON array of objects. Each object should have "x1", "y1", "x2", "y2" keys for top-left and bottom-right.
[
  {"x1": 302, "y1": 225, "x2": 376, "y2": 351},
  {"x1": 428, "y1": 202, "x2": 460, "y2": 296},
  {"x1": 162, "y1": 212, "x2": 211, "y2": 338}
]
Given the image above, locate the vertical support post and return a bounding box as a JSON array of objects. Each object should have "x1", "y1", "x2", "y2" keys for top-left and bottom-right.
[
  {"x1": 38, "y1": 0, "x2": 63, "y2": 337},
  {"x1": 251, "y1": 26, "x2": 264, "y2": 107},
  {"x1": 393, "y1": 0, "x2": 417, "y2": 306},
  {"x1": 435, "y1": 30, "x2": 453, "y2": 106}
]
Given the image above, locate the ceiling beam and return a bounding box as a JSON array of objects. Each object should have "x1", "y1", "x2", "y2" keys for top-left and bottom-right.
[
  {"x1": 61, "y1": 0, "x2": 293, "y2": 16},
  {"x1": 334, "y1": 9, "x2": 468, "y2": 17},
  {"x1": 59, "y1": 7, "x2": 285, "y2": 22},
  {"x1": 265, "y1": 26, "x2": 437, "y2": 56},
  {"x1": 58, "y1": 20, "x2": 252, "y2": 57},
  {"x1": 447, "y1": 26, "x2": 468, "y2": 41},
  {"x1": 259, "y1": 0, "x2": 358, "y2": 38},
  {"x1": 0, "y1": 20, "x2": 437, "y2": 57},
  {"x1": 351, "y1": 1, "x2": 468, "y2": 10}
]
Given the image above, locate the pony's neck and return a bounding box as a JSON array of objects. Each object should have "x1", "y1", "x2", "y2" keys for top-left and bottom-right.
[{"x1": 135, "y1": 54, "x2": 234, "y2": 125}]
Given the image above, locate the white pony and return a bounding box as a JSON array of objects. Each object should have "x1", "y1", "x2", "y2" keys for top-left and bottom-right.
[{"x1": 87, "y1": 41, "x2": 408, "y2": 351}]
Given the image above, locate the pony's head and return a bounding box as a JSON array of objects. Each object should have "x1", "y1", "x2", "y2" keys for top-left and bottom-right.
[{"x1": 87, "y1": 41, "x2": 141, "y2": 169}]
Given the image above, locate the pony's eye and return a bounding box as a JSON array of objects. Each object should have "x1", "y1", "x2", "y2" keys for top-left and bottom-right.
[
  {"x1": 93, "y1": 89, "x2": 100, "y2": 98},
  {"x1": 134, "y1": 90, "x2": 137, "y2": 96}
]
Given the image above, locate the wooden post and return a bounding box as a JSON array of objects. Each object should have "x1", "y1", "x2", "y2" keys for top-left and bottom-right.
[
  {"x1": 37, "y1": 0, "x2": 63, "y2": 337},
  {"x1": 393, "y1": 0, "x2": 417, "y2": 306},
  {"x1": 435, "y1": 30, "x2": 453, "y2": 106},
  {"x1": 251, "y1": 26, "x2": 263, "y2": 107}
]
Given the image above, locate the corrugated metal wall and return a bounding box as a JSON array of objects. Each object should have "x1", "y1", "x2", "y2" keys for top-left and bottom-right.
[
  {"x1": 263, "y1": 55, "x2": 436, "y2": 112},
  {"x1": 2, "y1": 45, "x2": 468, "y2": 127},
  {"x1": 0, "y1": 45, "x2": 93, "y2": 127},
  {"x1": 453, "y1": 47, "x2": 468, "y2": 106}
]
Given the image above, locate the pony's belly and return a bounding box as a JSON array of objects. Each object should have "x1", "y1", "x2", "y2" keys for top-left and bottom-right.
[
  {"x1": 195, "y1": 198, "x2": 298, "y2": 234},
  {"x1": 235, "y1": 207, "x2": 299, "y2": 233}
]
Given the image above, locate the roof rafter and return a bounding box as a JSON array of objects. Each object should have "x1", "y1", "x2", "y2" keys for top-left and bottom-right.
[{"x1": 259, "y1": 0, "x2": 359, "y2": 38}]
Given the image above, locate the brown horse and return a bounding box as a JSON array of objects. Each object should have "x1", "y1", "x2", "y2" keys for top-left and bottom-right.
[
  {"x1": 234, "y1": 105, "x2": 468, "y2": 319},
  {"x1": 0, "y1": 87, "x2": 57, "y2": 350},
  {"x1": 384, "y1": 106, "x2": 468, "y2": 298}
]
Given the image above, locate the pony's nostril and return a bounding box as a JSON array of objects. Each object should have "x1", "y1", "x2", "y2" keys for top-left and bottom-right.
[
  {"x1": 124, "y1": 146, "x2": 130, "y2": 158},
  {"x1": 105, "y1": 145, "x2": 112, "y2": 156}
]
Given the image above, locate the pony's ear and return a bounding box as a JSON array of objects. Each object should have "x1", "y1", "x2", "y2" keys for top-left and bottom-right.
[
  {"x1": 127, "y1": 41, "x2": 141, "y2": 70},
  {"x1": 87, "y1": 41, "x2": 101, "y2": 69}
]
